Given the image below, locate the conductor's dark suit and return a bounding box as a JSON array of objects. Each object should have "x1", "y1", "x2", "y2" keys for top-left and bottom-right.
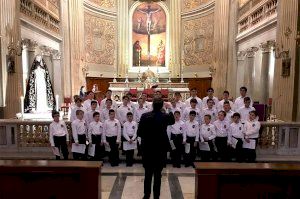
[{"x1": 137, "y1": 110, "x2": 175, "y2": 199}]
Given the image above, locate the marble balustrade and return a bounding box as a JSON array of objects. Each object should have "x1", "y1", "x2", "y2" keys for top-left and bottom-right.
[{"x1": 1, "y1": 120, "x2": 300, "y2": 156}]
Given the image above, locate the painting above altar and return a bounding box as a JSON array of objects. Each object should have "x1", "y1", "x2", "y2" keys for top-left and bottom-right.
[{"x1": 132, "y1": 2, "x2": 166, "y2": 67}]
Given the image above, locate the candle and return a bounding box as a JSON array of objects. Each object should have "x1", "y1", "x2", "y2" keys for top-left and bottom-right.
[
  {"x1": 55, "y1": 95, "x2": 59, "y2": 112},
  {"x1": 20, "y1": 96, "x2": 24, "y2": 116}
]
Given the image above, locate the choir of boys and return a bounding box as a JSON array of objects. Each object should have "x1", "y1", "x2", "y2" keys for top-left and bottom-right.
[{"x1": 50, "y1": 86, "x2": 260, "y2": 165}]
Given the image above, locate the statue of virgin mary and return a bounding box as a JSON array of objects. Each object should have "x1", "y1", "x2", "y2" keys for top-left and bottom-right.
[{"x1": 24, "y1": 55, "x2": 56, "y2": 113}]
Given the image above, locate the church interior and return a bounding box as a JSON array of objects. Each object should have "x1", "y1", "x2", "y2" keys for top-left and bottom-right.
[{"x1": 0, "y1": 0, "x2": 300, "y2": 198}]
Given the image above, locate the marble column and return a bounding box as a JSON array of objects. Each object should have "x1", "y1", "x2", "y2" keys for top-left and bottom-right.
[
  {"x1": 226, "y1": 0, "x2": 239, "y2": 98},
  {"x1": 0, "y1": 0, "x2": 23, "y2": 118},
  {"x1": 272, "y1": 0, "x2": 299, "y2": 121},
  {"x1": 21, "y1": 39, "x2": 38, "y2": 95},
  {"x1": 117, "y1": 0, "x2": 129, "y2": 77},
  {"x1": 236, "y1": 51, "x2": 246, "y2": 96},
  {"x1": 212, "y1": 0, "x2": 230, "y2": 97},
  {"x1": 169, "y1": 0, "x2": 181, "y2": 77},
  {"x1": 69, "y1": 0, "x2": 85, "y2": 95},
  {"x1": 61, "y1": 0, "x2": 72, "y2": 98},
  {"x1": 52, "y1": 50, "x2": 62, "y2": 106},
  {"x1": 259, "y1": 40, "x2": 275, "y2": 104},
  {"x1": 244, "y1": 47, "x2": 258, "y2": 98}
]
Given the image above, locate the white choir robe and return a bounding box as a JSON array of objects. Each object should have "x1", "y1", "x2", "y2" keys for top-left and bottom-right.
[
  {"x1": 244, "y1": 119, "x2": 260, "y2": 139},
  {"x1": 123, "y1": 121, "x2": 138, "y2": 141},
  {"x1": 233, "y1": 96, "x2": 253, "y2": 111},
  {"x1": 88, "y1": 121, "x2": 104, "y2": 143},
  {"x1": 182, "y1": 107, "x2": 202, "y2": 125},
  {"x1": 202, "y1": 108, "x2": 218, "y2": 123},
  {"x1": 213, "y1": 119, "x2": 230, "y2": 138},
  {"x1": 49, "y1": 121, "x2": 69, "y2": 147},
  {"x1": 200, "y1": 123, "x2": 216, "y2": 141},
  {"x1": 117, "y1": 105, "x2": 134, "y2": 125},
  {"x1": 217, "y1": 99, "x2": 234, "y2": 112},
  {"x1": 228, "y1": 122, "x2": 245, "y2": 145},
  {"x1": 184, "y1": 97, "x2": 203, "y2": 110},
  {"x1": 202, "y1": 96, "x2": 219, "y2": 109},
  {"x1": 238, "y1": 106, "x2": 256, "y2": 123},
  {"x1": 183, "y1": 120, "x2": 201, "y2": 142},
  {"x1": 71, "y1": 119, "x2": 87, "y2": 143},
  {"x1": 167, "y1": 120, "x2": 185, "y2": 140},
  {"x1": 103, "y1": 118, "x2": 122, "y2": 143}
]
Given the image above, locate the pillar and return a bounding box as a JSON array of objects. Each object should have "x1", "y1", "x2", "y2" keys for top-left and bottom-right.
[
  {"x1": 21, "y1": 39, "x2": 38, "y2": 96},
  {"x1": 117, "y1": 0, "x2": 129, "y2": 77},
  {"x1": 69, "y1": 0, "x2": 85, "y2": 95},
  {"x1": 244, "y1": 47, "x2": 258, "y2": 98},
  {"x1": 170, "y1": 0, "x2": 181, "y2": 76},
  {"x1": 61, "y1": 0, "x2": 72, "y2": 98},
  {"x1": 52, "y1": 50, "x2": 62, "y2": 106},
  {"x1": 0, "y1": 0, "x2": 23, "y2": 118},
  {"x1": 226, "y1": 0, "x2": 239, "y2": 98},
  {"x1": 272, "y1": 0, "x2": 299, "y2": 121},
  {"x1": 259, "y1": 40, "x2": 275, "y2": 104},
  {"x1": 236, "y1": 51, "x2": 246, "y2": 96},
  {"x1": 212, "y1": 0, "x2": 230, "y2": 97}
]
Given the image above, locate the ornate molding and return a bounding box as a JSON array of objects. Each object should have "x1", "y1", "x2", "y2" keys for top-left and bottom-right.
[
  {"x1": 40, "y1": 45, "x2": 53, "y2": 57},
  {"x1": 246, "y1": 47, "x2": 259, "y2": 58},
  {"x1": 260, "y1": 40, "x2": 275, "y2": 53},
  {"x1": 22, "y1": 39, "x2": 38, "y2": 52},
  {"x1": 237, "y1": 50, "x2": 247, "y2": 60},
  {"x1": 182, "y1": 12, "x2": 214, "y2": 67},
  {"x1": 84, "y1": 11, "x2": 116, "y2": 66},
  {"x1": 182, "y1": 0, "x2": 212, "y2": 13},
  {"x1": 238, "y1": 0, "x2": 278, "y2": 34},
  {"x1": 51, "y1": 50, "x2": 61, "y2": 60}
]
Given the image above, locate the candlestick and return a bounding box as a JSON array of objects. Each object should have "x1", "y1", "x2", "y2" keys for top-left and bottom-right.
[
  {"x1": 125, "y1": 73, "x2": 129, "y2": 83},
  {"x1": 20, "y1": 96, "x2": 24, "y2": 117},
  {"x1": 113, "y1": 73, "x2": 117, "y2": 83},
  {"x1": 180, "y1": 73, "x2": 184, "y2": 83},
  {"x1": 55, "y1": 95, "x2": 59, "y2": 112},
  {"x1": 168, "y1": 70, "x2": 172, "y2": 83}
]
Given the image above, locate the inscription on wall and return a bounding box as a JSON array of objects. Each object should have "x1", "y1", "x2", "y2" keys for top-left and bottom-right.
[
  {"x1": 183, "y1": 12, "x2": 214, "y2": 66},
  {"x1": 84, "y1": 12, "x2": 116, "y2": 66}
]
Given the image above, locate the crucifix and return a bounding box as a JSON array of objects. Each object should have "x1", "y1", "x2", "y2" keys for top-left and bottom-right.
[{"x1": 137, "y1": 4, "x2": 161, "y2": 65}]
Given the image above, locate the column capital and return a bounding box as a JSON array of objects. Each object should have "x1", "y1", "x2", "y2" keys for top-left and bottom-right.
[
  {"x1": 51, "y1": 50, "x2": 61, "y2": 60},
  {"x1": 246, "y1": 47, "x2": 259, "y2": 58},
  {"x1": 259, "y1": 40, "x2": 276, "y2": 53},
  {"x1": 22, "y1": 39, "x2": 38, "y2": 52},
  {"x1": 40, "y1": 45, "x2": 53, "y2": 57},
  {"x1": 237, "y1": 50, "x2": 246, "y2": 60}
]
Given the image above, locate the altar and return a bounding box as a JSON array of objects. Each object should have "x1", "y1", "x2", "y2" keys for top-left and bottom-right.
[{"x1": 109, "y1": 81, "x2": 190, "y2": 101}]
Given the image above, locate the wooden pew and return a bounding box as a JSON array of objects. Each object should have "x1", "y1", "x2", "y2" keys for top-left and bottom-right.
[
  {"x1": 195, "y1": 162, "x2": 300, "y2": 199},
  {"x1": 0, "y1": 160, "x2": 101, "y2": 199}
]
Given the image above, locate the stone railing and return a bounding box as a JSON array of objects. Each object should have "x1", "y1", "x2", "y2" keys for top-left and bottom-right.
[
  {"x1": 238, "y1": 0, "x2": 278, "y2": 34},
  {"x1": 1, "y1": 119, "x2": 300, "y2": 157},
  {"x1": 0, "y1": 120, "x2": 71, "y2": 152},
  {"x1": 20, "y1": 0, "x2": 60, "y2": 34}
]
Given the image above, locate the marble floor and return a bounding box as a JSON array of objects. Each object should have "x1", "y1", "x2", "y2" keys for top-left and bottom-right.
[{"x1": 101, "y1": 163, "x2": 195, "y2": 199}]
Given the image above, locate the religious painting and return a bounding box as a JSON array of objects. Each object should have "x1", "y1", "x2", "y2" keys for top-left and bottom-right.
[{"x1": 132, "y1": 3, "x2": 166, "y2": 67}]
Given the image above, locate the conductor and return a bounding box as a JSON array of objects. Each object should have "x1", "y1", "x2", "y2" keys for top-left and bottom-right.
[{"x1": 137, "y1": 97, "x2": 175, "y2": 199}]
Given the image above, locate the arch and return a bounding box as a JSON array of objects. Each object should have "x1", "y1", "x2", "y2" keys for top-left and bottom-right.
[{"x1": 128, "y1": 1, "x2": 170, "y2": 73}]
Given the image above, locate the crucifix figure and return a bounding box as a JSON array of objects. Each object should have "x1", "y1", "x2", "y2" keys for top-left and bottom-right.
[
  {"x1": 137, "y1": 5, "x2": 161, "y2": 65},
  {"x1": 137, "y1": 5, "x2": 161, "y2": 35}
]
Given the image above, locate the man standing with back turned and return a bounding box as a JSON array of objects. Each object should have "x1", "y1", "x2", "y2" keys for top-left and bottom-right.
[{"x1": 137, "y1": 97, "x2": 175, "y2": 199}]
